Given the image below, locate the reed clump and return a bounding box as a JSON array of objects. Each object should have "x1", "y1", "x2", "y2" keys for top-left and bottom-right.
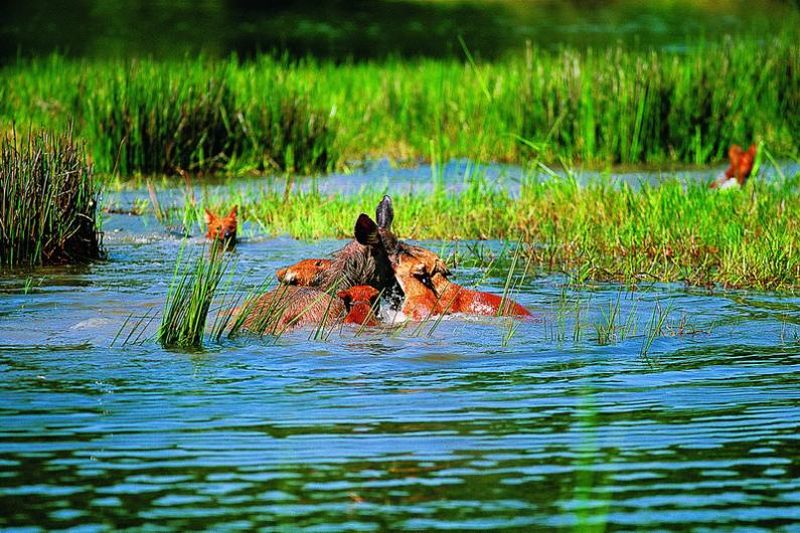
[
  {"x1": 157, "y1": 244, "x2": 230, "y2": 349},
  {"x1": 82, "y1": 60, "x2": 337, "y2": 176},
  {"x1": 0, "y1": 128, "x2": 102, "y2": 267},
  {"x1": 1, "y1": 33, "x2": 798, "y2": 174}
]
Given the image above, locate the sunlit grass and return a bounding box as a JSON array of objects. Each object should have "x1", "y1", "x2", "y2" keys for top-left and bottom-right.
[
  {"x1": 1, "y1": 31, "x2": 798, "y2": 175},
  {"x1": 143, "y1": 159, "x2": 800, "y2": 290}
]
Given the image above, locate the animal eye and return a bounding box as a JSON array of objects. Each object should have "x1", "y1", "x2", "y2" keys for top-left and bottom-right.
[{"x1": 415, "y1": 272, "x2": 433, "y2": 287}]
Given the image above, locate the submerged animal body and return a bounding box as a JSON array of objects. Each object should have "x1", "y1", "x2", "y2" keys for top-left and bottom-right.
[
  {"x1": 204, "y1": 205, "x2": 238, "y2": 244},
  {"x1": 711, "y1": 144, "x2": 757, "y2": 189},
  {"x1": 238, "y1": 285, "x2": 380, "y2": 334},
  {"x1": 392, "y1": 252, "x2": 531, "y2": 320},
  {"x1": 434, "y1": 276, "x2": 532, "y2": 317}
]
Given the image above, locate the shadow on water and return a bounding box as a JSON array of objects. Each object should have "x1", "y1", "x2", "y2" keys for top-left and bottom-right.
[
  {"x1": 1, "y1": 230, "x2": 800, "y2": 529},
  {"x1": 2, "y1": 0, "x2": 798, "y2": 63}
]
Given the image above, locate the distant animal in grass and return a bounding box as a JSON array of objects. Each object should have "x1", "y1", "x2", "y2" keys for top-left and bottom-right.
[
  {"x1": 711, "y1": 144, "x2": 757, "y2": 189},
  {"x1": 236, "y1": 284, "x2": 380, "y2": 334},
  {"x1": 204, "y1": 205, "x2": 238, "y2": 244},
  {"x1": 391, "y1": 250, "x2": 532, "y2": 320}
]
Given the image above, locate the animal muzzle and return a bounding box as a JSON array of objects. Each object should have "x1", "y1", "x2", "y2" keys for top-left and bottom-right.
[{"x1": 277, "y1": 268, "x2": 296, "y2": 284}]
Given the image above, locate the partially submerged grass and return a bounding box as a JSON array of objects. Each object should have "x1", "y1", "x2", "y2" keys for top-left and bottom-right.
[
  {"x1": 149, "y1": 160, "x2": 800, "y2": 291},
  {"x1": 2, "y1": 31, "x2": 798, "y2": 175},
  {"x1": 157, "y1": 242, "x2": 231, "y2": 349},
  {"x1": 0, "y1": 128, "x2": 103, "y2": 267}
]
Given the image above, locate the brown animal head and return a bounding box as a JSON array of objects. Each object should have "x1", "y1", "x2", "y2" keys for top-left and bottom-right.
[
  {"x1": 205, "y1": 206, "x2": 238, "y2": 243},
  {"x1": 337, "y1": 285, "x2": 381, "y2": 326},
  {"x1": 723, "y1": 143, "x2": 757, "y2": 185},
  {"x1": 391, "y1": 248, "x2": 453, "y2": 320},
  {"x1": 353, "y1": 195, "x2": 400, "y2": 256},
  {"x1": 277, "y1": 258, "x2": 333, "y2": 286}
]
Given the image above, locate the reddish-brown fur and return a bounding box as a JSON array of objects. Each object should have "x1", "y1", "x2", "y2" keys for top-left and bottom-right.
[
  {"x1": 238, "y1": 284, "x2": 380, "y2": 334},
  {"x1": 274, "y1": 197, "x2": 449, "y2": 298},
  {"x1": 434, "y1": 276, "x2": 532, "y2": 317},
  {"x1": 392, "y1": 253, "x2": 531, "y2": 320},
  {"x1": 277, "y1": 245, "x2": 445, "y2": 289},
  {"x1": 277, "y1": 258, "x2": 334, "y2": 286},
  {"x1": 337, "y1": 285, "x2": 381, "y2": 326},
  {"x1": 204, "y1": 206, "x2": 238, "y2": 243},
  {"x1": 712, "y1": 143, "x2": 757, "y2": 188}
]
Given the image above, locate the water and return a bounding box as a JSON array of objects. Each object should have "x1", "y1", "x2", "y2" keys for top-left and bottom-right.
[
  {"x1": 2, "y1": 194, "x2": 800, "y2": 529},
  {"x1": 104, "y1": 158, "x2": 800, "y2": 213}
]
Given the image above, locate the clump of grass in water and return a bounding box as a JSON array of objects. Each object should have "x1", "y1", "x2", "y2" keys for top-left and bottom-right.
[
  {"x1": 157, "y1": 242, "x2": 231, "y2": 349},
  {"x1": 0, "y1": 127, "x2": 103, "y2": 268}
]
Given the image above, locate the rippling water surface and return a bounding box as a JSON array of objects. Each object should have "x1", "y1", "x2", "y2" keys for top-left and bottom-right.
[{"x1": 2, "y1": 201, "x2": 800, "y2": 530}]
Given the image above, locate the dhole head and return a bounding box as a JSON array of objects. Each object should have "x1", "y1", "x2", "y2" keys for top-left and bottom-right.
[
  {"x1": 337, "y1": 285, "x2": 381, "y2": 325},
  {"x1": 391, "y1": 253, "x2": 438, "y2": 319},
  {"x1": 205, "y1": 205, "x2": 238, "y2": 243},
  {"x1": 391, "y1": 248, "x2": 452, "y2": 319},
  {"x1": 353, "y1": 195, "x2": 400, "y2": 254},
  {"x1": 392, "y1": 245, "x2": 451, "y2": 292},
  {"x1": 276, "y1": 258, "x2": 333, "y2": 286}
]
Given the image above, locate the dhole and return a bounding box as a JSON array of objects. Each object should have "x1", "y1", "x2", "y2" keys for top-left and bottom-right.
[
  {"x1": 275, "y1": 196, "x2": 448, "y2": 297},
  {"x1": 277, "y1": 245, "x2": 444, "y2": 288},
  {"x1": 711, "y1": 144, "x2": 757, "y2": 188},
  {"x1": 302, "y1": 196, "x2": 398, "y2": 292},
  {"x1": 276, "y1": 259, "x2": 333, "y2": 286},
  {"x1": 238, "y1": 284, "x2": 380, "y2": 334},
  {"x1": 392, "y1": 252, "x2": 531, "y2": 320},
  {"x1": 204, "y1": 205, "x2": 238, "y2": 243}
]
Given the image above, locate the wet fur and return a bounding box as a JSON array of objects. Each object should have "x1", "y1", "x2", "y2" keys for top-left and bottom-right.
[
  {"x1": 239, "y1": 285, "x2": 380, "y2": 334},
  {"x1": 393, "y1": 252, "x2": 531, "y2": 320}
]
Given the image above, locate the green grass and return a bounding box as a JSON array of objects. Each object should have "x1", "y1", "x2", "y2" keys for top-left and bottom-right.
[
  {"x1": 1, "y1": 30, "x2": 798, "y2": 175},
  {"x1": 157, "y1": 243, "x2": 231, "y2": 349},
  {"x1": 0, "y1": 128, "x2": 103, "y2": 267},
  {"x1": 149, "y1": 159, "x2": 800, "y2": 291}
]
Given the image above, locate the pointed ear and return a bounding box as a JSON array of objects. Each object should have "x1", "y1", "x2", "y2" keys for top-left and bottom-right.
[
  {"x1": 204, "y1": 208, "x2": 215, "y2": 225},
  {"x1": 375, "y1": 195, "x2": 394, "y2": 230},
  {"x1": 354, "y1": 214, "x2": 381, "y2": 246},
  {"x1": 747, "y1": 144, "x2": 757, "y2": 156},
  {"x1": 228, "y1": 205, "x2": 238, "y2": 218}
]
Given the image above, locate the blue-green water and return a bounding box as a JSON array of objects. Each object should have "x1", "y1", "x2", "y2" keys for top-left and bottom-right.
[{"x1": 2, "y1": 201, "x2": 800, "y2": 529}]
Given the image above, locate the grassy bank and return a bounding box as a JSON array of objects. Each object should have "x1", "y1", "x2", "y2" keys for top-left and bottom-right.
[
  {"x1": 0, "y1": 129, "x2": 103, "y2": 268},
  {"x1": 165, "y1": 166, "x2": 800, "y2": 291},
  {"x1": 1, "y1": 32, "x2": 798, "y2": 175}
]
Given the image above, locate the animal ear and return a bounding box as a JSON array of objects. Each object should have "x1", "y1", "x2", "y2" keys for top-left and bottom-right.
[
  {"x1": 354, "y1": 214, "x2": 381, "y2": 246},
  {"x1": 204, "y1": 208, "x2": 215, "y2": 225},
  {"x1": 747, "y1": 144, "x2": 757, "y2": 156},
  {"x1": 375, "y1": 195, "x2": 394, "y2": 230},
  {"x1": 228, "y1": 205, "x2": 238, "y2": 218}
]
